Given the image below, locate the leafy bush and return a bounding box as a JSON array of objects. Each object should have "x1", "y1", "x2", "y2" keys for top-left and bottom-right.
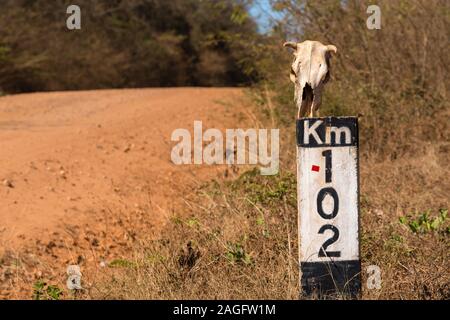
[
  {"x1": 0, "y1": 0, "x2": 260, "y2": 93},
  {"x1": 33, "y1": 280, "x2": 63, "y2": 300},
  {"x1": 400, "y1": 209, "x2": 449, "y2": 234}
]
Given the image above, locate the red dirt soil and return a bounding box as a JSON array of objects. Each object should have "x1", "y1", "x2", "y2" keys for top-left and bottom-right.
[{"x1": 0, "y1": 88, "x2": 249, "y2": 298}]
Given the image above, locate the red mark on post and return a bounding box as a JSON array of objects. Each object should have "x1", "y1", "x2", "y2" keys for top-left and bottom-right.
[{"x1": 311, "y1": 165, "x2": 320, "y2": 172}]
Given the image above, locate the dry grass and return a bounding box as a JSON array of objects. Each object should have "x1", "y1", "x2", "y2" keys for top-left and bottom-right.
[
  {"x1": 91, "y1": 170, "x2": 298, "y2": 299},
  {"x1": 90, "y1": 0, "x2": 449, "y2": 300},
  {"x1": 89, "y1": 96, "x2": 448, "y2": 300}
]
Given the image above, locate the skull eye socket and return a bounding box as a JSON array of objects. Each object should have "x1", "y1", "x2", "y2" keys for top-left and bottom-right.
[{"x1": 290, "y1": 67, "x2": 297, "y2": 77}]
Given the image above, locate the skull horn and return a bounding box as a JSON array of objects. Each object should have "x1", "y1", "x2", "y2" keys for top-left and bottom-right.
[{"x1": 283, "y1": 41, "x2": 298, "y2": 50}]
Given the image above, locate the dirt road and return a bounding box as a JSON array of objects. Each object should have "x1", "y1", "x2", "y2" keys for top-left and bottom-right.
[{"x1": 0, "y1": 88, "x2": 248, "y2": 298}]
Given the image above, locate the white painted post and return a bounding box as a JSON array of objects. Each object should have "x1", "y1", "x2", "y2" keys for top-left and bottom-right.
[{"x1": 297, "y1": 117, "x2": 361, "y2": 299}]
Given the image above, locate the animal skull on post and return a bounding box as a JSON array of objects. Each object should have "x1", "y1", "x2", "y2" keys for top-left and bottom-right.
[{"x1": 284, "y1": 40, "x2": 337, "y2": 118}]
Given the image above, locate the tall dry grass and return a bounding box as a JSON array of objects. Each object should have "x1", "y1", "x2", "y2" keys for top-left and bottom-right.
[{"x1": 91, "y1": 1, "x2": 449, "y2": 299}]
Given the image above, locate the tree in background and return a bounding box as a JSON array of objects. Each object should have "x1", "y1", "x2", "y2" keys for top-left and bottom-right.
[
  {"x1": 0, "y1": 0, "x2": 260, "y2": 93},
  {"x1": 250, "y1": 0, "x2": 449, "y2": 158}
]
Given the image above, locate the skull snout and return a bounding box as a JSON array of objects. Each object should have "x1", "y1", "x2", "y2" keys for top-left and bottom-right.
[{"x1": 302, "y1": 83, "x2": 313, "y2": 101}]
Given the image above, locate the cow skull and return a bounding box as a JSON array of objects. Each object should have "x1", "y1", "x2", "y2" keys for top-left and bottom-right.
[{"x1": 284, "y1": 40, "x2": 337, "y2": 118}]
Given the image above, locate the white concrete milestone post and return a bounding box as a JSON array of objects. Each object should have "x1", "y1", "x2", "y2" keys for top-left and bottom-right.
[{"x1": 296, "y1": 117, "x2": 361, "y2": 298}]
